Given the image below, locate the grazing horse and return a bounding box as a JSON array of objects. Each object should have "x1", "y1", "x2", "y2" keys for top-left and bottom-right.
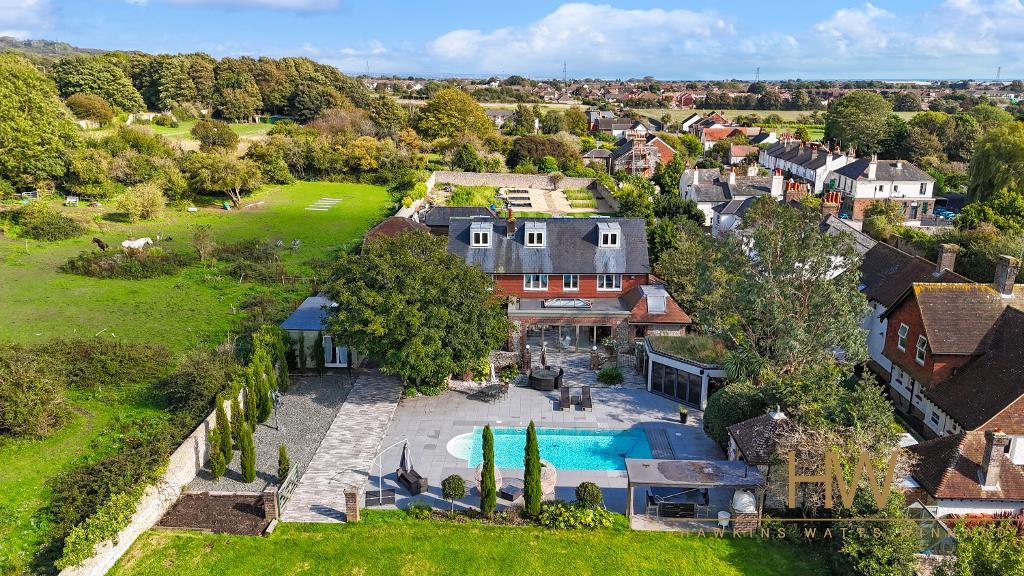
[
  {"x1": 121, "y1": 237, "x2": 153, "y2": 250},
  {"x1": 92, "y1": 237, "x2": 109, "y2": 251}
]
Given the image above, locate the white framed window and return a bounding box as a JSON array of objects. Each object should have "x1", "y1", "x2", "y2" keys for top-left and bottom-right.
[
  {"x1": 930, "y1": 412, "x2": 940, "y2": 425},
  {"x1": 897, "y1": 323, "x2": 909, "y2": 351},
  {"x1": 597, "y1": 274, "x2": 622, "y2": 291},
  {"x1": 919, "y1": 183, "x2": 927, "y2": 195},
  {"x1": 526, "y1": 231, "x2": 545, "y2": 247},
  {"x1": 562, "y1": 274, "x2": 579, "y2": 291},
  {"x1": 915, "y1": 335, "x2": 928, "y2": 365},
  {"x1": 523, "y1": 274, "x2": 548, "y2": 291},
  {"x1": 894, "y1": 185, "x2": 900, "y2": 194},
  {"x1": 471, "y1": 231, "x2": 490, "y2": 246},
  {"x1": 601, "y1": 231, "x2": 619, "y2": 247}
]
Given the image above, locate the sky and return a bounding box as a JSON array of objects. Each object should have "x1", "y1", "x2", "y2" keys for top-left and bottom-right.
[{"x1": 2, "y1": 0, "x2": 1024, "y2": 80}]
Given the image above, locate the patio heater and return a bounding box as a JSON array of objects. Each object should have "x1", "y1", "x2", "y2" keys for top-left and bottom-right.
[
  {"x1": 271, "y1": 390, "x2": 283, "y2": 432},
  {"x1": 366, "y1": 438, "x2": 409, "y2": 507}
]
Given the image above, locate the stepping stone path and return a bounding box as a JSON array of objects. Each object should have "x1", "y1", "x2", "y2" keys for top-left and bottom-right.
[
  {"x1": 281, "y1": 370, "x2": 403, "y2": 522},
  {"x1": 305, "y1": 197, "x2": 342, "y2": 211}
]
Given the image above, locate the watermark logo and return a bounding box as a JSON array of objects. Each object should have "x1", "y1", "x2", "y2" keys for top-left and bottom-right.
[{"x1": 786, "y1": 450, "x2": 899, "y2": 510}]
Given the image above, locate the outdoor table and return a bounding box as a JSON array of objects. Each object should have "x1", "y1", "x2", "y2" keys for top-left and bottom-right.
[{"x1": 530, "y1": 368, "x2": 558, "y2": 391}]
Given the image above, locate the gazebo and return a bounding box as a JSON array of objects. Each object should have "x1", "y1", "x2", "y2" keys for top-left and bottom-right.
[{"x1": 624, "y1": 459, "x2": 766, "y2": 530}]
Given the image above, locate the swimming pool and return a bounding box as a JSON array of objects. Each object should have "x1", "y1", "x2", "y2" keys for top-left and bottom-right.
[{"x1": 446, "y1": 426, "x2": 652, "y2": 471}]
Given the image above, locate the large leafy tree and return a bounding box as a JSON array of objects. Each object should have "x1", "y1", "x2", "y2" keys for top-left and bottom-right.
[
  {"x1": 564, "y1": 105, "x2": 588, "y2": 136},
  {"x1": 824, "y1": 91, "x2": 893, "y2": 155},
  {"x1": 414, "y1": 87, "x2": 494, "y2": 140},
  {"x1": 967, "y1": 121, "x2": 1024, "y2": 202},
  {"x1": 181, "y1": 152, "x2": 262, "y2": 206},
  {"x1": 0, "y1": 54, "x2": 80, "y2": 187},
  {"x1": 51, "y1": 55, "x2": 145, "y2": 112},
  {"x1": 368, "y1": 94, "x2": 407, "y2": 138},
  {"x1": 288, "y1": 80, "x2": 348, "y2": 123},
  {"x1": 153, "y1": 56, "x2": 197, "y2": 111},
  {"x1": 213, "y1": 58, "x2": 263, "y2": 122},
  {"x1": 324, "y1": 232, "x2": 509, "y2": 389}
]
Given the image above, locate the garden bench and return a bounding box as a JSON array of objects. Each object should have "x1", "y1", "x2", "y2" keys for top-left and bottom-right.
[{"x1": 397, "y1": 468, "x2": 428, "y2": 495}]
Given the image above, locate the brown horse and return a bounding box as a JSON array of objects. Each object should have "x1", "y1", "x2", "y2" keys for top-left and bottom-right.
[{"x1": 92, "y1": 237, "x2": 109, "y2": 251}]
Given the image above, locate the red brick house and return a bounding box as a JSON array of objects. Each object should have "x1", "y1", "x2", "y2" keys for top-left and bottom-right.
[{"x1": 446, "y1": 214, "x2": 691, "y2": 352}]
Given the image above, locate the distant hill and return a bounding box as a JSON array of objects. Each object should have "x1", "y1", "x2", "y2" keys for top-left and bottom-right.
[{"x1": 0, "y1": 36, "x2": 104, "y2": 59}]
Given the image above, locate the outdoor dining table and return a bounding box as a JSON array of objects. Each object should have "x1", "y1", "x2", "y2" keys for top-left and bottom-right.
[{"x1": 529, "y1": 367, "x2": 559, "y2": 391}]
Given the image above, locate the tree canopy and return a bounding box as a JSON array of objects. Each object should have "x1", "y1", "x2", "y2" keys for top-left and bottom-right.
[
  {"x1": 324, "y1": 232, "x2": 509, "y2": 390},
  {"x1": 51, "y1": 55, "x2": 145, "y2": 112},
  {"x1": 414, "y1": 88, "x2": 494, "y2": 140},
  {"x1": 967, "y1": 121, "x2": 1024, "y2": 202},
  {"x1": 824, "y1": 91, "x2": 893, "y2": 155}
]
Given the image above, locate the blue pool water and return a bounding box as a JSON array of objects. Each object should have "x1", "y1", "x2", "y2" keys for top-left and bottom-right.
[{"x1": 447, "y1": 427, "x2": 652, "y2": 471}]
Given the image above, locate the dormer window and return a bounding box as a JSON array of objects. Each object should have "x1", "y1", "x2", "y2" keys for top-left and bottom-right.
[
  {"x1": 525, "y1": 221, "x2": 546, "y2": 247},
  {"x1": 470, "y1": 222, "x2": 491, "y2": 247},
  {"x1": 598, "y1": 222, "x2": 621, "y2": 248}
]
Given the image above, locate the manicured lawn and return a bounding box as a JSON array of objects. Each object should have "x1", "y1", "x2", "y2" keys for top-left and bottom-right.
[
  {"x1": 0, "y1": 181, "x2": 391, "y2": 353},
  {"x1": 649, "y1": 334, "x2": 729, "y2": 364},
  {"x1": 111, "y1": 511, "x2": 830, "y2": 576},
  {"x1": 0, "y1": 181, "x2": 390, "y2": 573},
  {"x1": 149, "y1": 120, "x2": 273, "y2": 140}
]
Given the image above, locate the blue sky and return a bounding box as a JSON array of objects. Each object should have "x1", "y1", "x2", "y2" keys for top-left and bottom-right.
[{"x1": 3, "y1": 0, "x2": 1023, "y2": 79}]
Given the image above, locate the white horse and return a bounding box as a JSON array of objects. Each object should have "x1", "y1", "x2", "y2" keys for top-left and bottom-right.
[{"x1": 121, "y1": 237, "x2": 153, "y2": 250}]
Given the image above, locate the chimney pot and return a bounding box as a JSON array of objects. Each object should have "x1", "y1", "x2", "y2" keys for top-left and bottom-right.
[
  {"x1": 506, "y1": 207, "x2": 516, "y2": 239},
  {"x1": 982, "y1": 429, "x2": 1011, "y2": 490},
  {"x1": 728, "y1": 167, "x2": 736, "y2": 185},
  {"x1": 771, "y1": 169, "x2": 784, "y2": 198},
  {"x1": 935, "y1": 243, "x2": 958, "y2": 276},
  {"x1": 993, "y1": 255, "x2": 1020, "y2": 296}
]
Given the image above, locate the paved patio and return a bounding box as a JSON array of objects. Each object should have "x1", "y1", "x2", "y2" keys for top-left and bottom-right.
[{"x1": 376, "y1": 373, "x2": 722, "y2": 515}]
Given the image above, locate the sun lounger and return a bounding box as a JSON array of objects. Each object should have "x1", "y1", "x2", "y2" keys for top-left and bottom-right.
[
  {"x1": 581, "y1": 386, "x2": 593, "y2": 411},
  {"x1": 560, "y1": 387, "x2": 572, "y2": 411}
]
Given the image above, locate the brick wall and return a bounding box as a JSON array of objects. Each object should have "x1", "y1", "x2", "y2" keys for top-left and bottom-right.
[
  {"x1": 494, "y1": 273, "x2": 648, "y2": 299},
  {"x1": 431, "y1": 171, "x2": 595, "y2": 191},
  {"x1": 882, "y1": 295, "x2": 973, "y2": 386}
]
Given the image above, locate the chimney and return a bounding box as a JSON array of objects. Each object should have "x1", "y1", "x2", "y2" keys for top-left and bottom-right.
[
  {"x1": 784, "y1": 179, "x2": 806, "y2": 204},
  {"x1": 746, "y1": 164, "x2": 758, "y2": 177},
  {"x1": 822, "y1": 191, "x2": 840, "y2": 218},
  {"x1": 868, "y1": 154, "x2": 878, "y2": 180},
  {"x1": 992, "y1": 255, "x2": 1020, "y2": 297},
  {"x1": 935, "y1": 243, "x2": 958, "y2": 276},
  {"x1": 896, "y1": 159, "x2": 904, "y2": 169},
  {"x1": 981, "y1": 429, "x2": 1010, "y2": 490},
  {"x1": 506, "y1": 207, "x2": 516, "y2": 239},
  {"x1": 728, "y1": 166, "x2": 736, "y2": 186},
  {"x1": 771, "y1": 168, "x2": 784, "y2": 198}
]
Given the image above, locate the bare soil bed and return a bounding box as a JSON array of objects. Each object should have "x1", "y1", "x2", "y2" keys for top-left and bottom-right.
[{"x1": 158, "y1": 493, "x2": 270, "y2": 535}]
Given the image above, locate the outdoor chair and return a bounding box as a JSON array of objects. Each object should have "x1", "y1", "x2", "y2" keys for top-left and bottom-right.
[
  {"x1": 580, "y1": 386, "x2": 593, "y2": 411},
  {"x1": 291, "y1": 239, "x2": 301, "y2": 250},
  {"x1": 397, "y1": 468, "x2": 428, "y2": 495},
  {"x1": 554, "y1": 367, "x2": 564, "y2": 389},
  {"x1": 559, "y1": 387, "x2": 571, "y2": 411}
]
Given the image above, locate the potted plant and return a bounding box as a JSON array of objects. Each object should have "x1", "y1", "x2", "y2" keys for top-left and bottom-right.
[{"x1": 678, "y1": 405, "x2": 688, "y2": 424}]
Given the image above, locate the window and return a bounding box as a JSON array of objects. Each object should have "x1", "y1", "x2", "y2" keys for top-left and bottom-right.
[
  {"x1": 897, "y1": 323, "x2": 909, "y2": 351},
  {"x1": 919, "y1": 182, "x2": 927, "y2": 195},
  {"x1": 471, "y1": 230, "x2": 490, "y2": 247},
  {"x1": 597, "y1": 222, "x2": 621, "y2": 248},
  {"x1": 562, "y1": 274, "x2": 579, "y2": 291},
  {"x1": 894, "y1": 185, "x2": 900, "y2": 194},
  {"x1": 597, "y1": 274, "x2": 622, "y2": 291},
  {"x1": 523, "y1": 274, "x2": 548, "y2": 291},
  {"x1": 526, "y1": 231, "x2": 545, "y2": 247},
  {"x1": 601, "y1": 231, "x2": 619, "y2": 247},
  {"x1": 916, "y1": 335, "x2": 928, "y2": 365},
  {"x1": 930, "y1": 412, "x2": 940, "y2": 425}
]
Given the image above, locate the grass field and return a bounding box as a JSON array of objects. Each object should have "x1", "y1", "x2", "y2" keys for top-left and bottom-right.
[
  {"x1": 0, "y1": 181, "x2": 391, "y2": 573},
  {"x1": 148, "y1": 120, "x2": 273, "y2": 141},
  {"x1": 637, "y1": 108, "x2": 920, "y2": 123},
  {"x1": 110, "y1": 511, "x2": 831, "y2": 576}
]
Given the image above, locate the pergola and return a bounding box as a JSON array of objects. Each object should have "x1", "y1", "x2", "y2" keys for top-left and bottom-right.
[{"x1": 624, "y1": 458, "x2": 766, "y2": 517}]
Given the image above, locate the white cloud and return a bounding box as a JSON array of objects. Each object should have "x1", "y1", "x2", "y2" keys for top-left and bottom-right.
[
  {"x1": 813, "y1": 3, "x2": 895, "y2": 56},
  {"x1": 0, "y1": 0, "x2": 52, "y2": 31},
  {"x1": 162, "y1": 0, "x2": 338, "y2": 10},
  {"x1": 0, "y1": 29, "x2": 31, "y2": 39}
]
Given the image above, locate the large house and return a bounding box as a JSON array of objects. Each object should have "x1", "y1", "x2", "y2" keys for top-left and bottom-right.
[
  {"x1": 829, "y1": 155, "x2": 936, "y2": 223},
  {"x1": 605, "y1": 132, "x2": 675, "y2": 176},
  {"x1": 681, "y1": 167, "x2": 783, "y2": 228},
  {"x1": 446, "y1": 215, "x2": 691, "y2": 352},
  {"x1": 758, "y1": 139, "x2": 851, "y2": 193}
]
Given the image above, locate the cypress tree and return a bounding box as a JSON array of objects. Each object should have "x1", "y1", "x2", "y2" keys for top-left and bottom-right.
[
  {"x1": 230, "y1": 395, "x2": 243, "y2": 448},
  {"x1": 244, "y1": 386, "x2": 257, "y2": 428},
  {"x1": 523, "y1": 420, "x2": 542, "y2": 517},
  {"x1": 256, "y1": 378, "x2": 273, "y2": 423},
  {"x1": 297, "y1": 332, "x2": 307, "y2": 371},
  {"x1": 209, "y1": 430, "x2": 227, "y2": 480},
  {"x1": 239, "y1": 423, "x2": 256, "y2": 483},
  {"x1": 278, "y1": 445, "x2": 290, "y2": 481},
  {"x1": 277, "y1": 360, "x2": 290, "y2": 393},
  {"x1": 215, "y1": 399, "x2": 233, "y2": 462},
  {"x1": 480, "y1": 425, "x2": 497, "y2": 516},
  {"x1": 312, "y1": 331, "x2": 325, "y2": 377}
]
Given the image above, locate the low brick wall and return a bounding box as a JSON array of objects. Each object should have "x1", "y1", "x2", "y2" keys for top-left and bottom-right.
[
  {"x1": 59, "y1": 389, "x2": 246, "y2": 576},
  {"x1": 430, "y1": 171, "x2": 596, "y2": 192}
]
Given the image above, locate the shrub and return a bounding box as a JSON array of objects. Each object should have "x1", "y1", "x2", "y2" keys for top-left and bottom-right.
[
  {"x1": 61, "y1": 247, "x2": 196, "y2": 280},
  {"x1": 277, "y1": 360, "x2": 290, "y2": 393},
  {"x1": 152, "y1": 114, "x2": 178, "y2": 128},
  {"x1": 191, "y1": 118, "x2": 239, "y2": 151},
  {"x1": 171, "y1": 103, "x2": 199, "y2": 121},
  {"x1": 13, "y1": 202, "x2": 87, "y2": 241},
  {"x1": 239, "y1": 423, "x2": 256, "y2": 483},
  {"x1": 0, "y1": 178, "x2": 14, "y2": 200},
  {"x1": 117, "y1": 181, "x2": 166, "y2": 223},
  {"x1": 702, "y1": 380, "x2": 767, "y2": 448},
  {"x1": 499, "y1": 364, "x2": 520, "y2": 382},
  {"x1": 255, "y1": 378, "x2": 272, "y2": 423},
  {"x1": 209, "y1": 430, "x2": 227, "y2": 480},
  {"x1": 596, "y1": 367, "x2": 624, "y2": 385},
  {"x1": 230, "y1": 394, "x2": 243, "y2": 448},
  {"x1": 537, "y1": 501, "x2": 614, "y2": 529},
  {"x1": 407, "y1": 501, "x2": 434, "y2": 520},
  {"x1": 278, "y1": 445, "x2": 290, "y2": 481},
  {"x1": 161, "y1": 349, "x2": 236, "y2": 422},
  {"x1": 66, "y1": 93, "x2": 114, "y2": 123},
  {"x1": 441, "y1": 474, "x2": 466, "y2": 511},
  {"x1": 40, "y1": 338, "x2": 171, "y2": 396},
  {"x1": 56, "y1": 490, "x2": 142, "y2": 570},
  {"x1": 575, "y1": 482, "x2": 603, "y2": 508},
  {"x1": 0, "y1": 346, "x2": 67, "y2": 438}
]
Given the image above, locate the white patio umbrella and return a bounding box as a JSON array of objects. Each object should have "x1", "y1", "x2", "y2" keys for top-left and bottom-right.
[{"x1": 398, "y1": 442, "x2": 413, "y2": 474}]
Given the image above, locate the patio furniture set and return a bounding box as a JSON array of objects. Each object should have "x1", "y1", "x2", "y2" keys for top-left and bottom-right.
[{"x1": 559, "y1": 385, "x2": 593, "y2": 411}]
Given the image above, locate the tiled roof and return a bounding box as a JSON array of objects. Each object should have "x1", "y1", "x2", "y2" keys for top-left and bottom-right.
[
  {"x1": 910, "y1": 432, "x2": 1024, "y2": 501},
  {"x1": 582, "y1": 148, "x2": 612, "y2": 158},
  {"x1": 447, "y1": 217, "x2": 650, "y2": 275},
  {"x1": 688, "y1": 171, "x2": 773, "y2": 204},
  {"x1": 620, "y1": 285, "x2": 692, "y2": 325},
  {"x1": 819, "y1": 215, "x2": 876, "y2": 255},
  {"x1": 727, "y1": 412, "x2": 792, "y2": 465},
  {"x1": 280, "y1": 294, "x2": 333, "y2": 331},
  {"x1": 363, "y1": 216, "x2": 429, "y2": 243},
  {"x1": 419, "y1": 206, "x2": 495, "y2": 227},
  {"x1": 860, "y1": 243, "x2": 965, "y2": 308},
  {"x1": 833, "y1": 157, "x2": 934, "y2": 182},
  {"x1": 762, "y1": 141, "x2": 842, "y2": 170},
  {"x1": 900, "y1": 283, "x2": 1021, "y2": 355}
]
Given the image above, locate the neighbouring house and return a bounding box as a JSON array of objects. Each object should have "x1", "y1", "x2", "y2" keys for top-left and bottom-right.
[
  {"x1": 879, "y1": 255, "x2": 1024, "y2": 444},
  {"x1": 280, "y1": 294, "x2": 362, "y2": 369},
  {"x1": 759, "y1": 139, "x2": 852, "y2": 194},
  {"x1": 749, "y1": 131, "x2": 779, "y2": 146},
  {"x1": 681, "y1": 166, "x2": 782, "y2": 228},
  {"x1": 728, "y1": 144, "x2": 759, "y2": 165},
  {"x1": 363, "y1": 216, "x2": 429, "y2": 246},
  {"x1": 909, "y1": 429, "x2": 1024, "y2": 516},
  {"x1": 644, "y1": 334, "x2": 728, "y2": 410},
  {"x1": 485, "y1": 109, "x2": 515, "y2": 128},
  {"x1": 829, "y1": 155, "x2": 935, "y2": 223},
  {"x1": 446, "y1": 215, "x2": 691, "y2": 353},
  {"x1": 415, "y1": 206, "x2": 495, "y2": 237},
  {"x1": 679, "y1": 112, "x2": 703, "y2": 133},
  {"x1": 727, "y1": 407, "x2": 793, "y2": 509},
  {"x1": 582, "y1": 148, "x2": 613, "y2": 171},
  {"x1": 607, "y1": 131, "x2": 675, "y2": 176},
  {"x1": 595, "y1": 118, "x2": 650, "y2": 139},
  {"x1": 859, "y1": 242, "x2": 967, "y2": 381},
  {"x1": 586, "y1": 109, "x2": 616, "y2": 130},
  {"x1": 699, "y1": 126, "x2": 761, "y2": 152},
  {"x1": 688, "y1": 111, "x2": 729, "y2": 135}
]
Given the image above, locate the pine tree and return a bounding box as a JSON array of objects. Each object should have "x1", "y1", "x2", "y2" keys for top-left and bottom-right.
[
  {"x1": 278, "y1": 445, "x2": 290, "y2": 481},
  {"x1": 239, "y1": 423, "x2": 256, "y2": 483},
  {"x1": 256, "y1": 377, "x2": 273, "y2": 423},
  {"x1": 215, "y1": 398, "x2": 233, "y2": 463},
  {"x1": 480, "y1": 425, "x2": 497, "y2": 516},
  {"x1": 230, "y1": 395, "x2": 243, "y2": 448},
  {"x1": 312, "y1": 331, "x2": 325, "y2": 377},
  {"x1": 277, "y1": 360, "x2": 290, "y2": 393},
  {"x1": 523, "y1": 420, "x2": 542, "y2": 517},
  {"x1": 208, "y1": 430, "x2": 227, "y2": 480},
  {"x1": 244, "y1": 385, "x2": 257, "y2": 429}
]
